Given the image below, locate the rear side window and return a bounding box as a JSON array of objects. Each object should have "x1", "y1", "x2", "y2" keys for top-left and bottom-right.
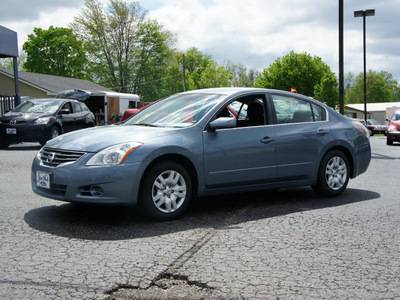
[
  {"x1": 311, "y1": 103, "x2": 323, "y2": 121},
  {"x1": 72, "y1": 102, "x2": 82, "y2": 113},
  {"x1": 79, "y1": 102, "x2": 90, "y2": 112},
  {"x1": 271, "y1": 94, "x2": 325, "y2": 124}
]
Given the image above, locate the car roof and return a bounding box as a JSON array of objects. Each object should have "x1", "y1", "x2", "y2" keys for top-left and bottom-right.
[
  {"x1": 182, "y1": 87, "x2": 322, "y2": 105},
  {"x1": 24, "y1": 98, "x2": 79, "y2": 103}
]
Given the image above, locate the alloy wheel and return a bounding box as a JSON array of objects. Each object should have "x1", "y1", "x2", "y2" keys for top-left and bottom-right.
[{"x1": 325, "y1": 156, "x2": 347, "y2": 191}]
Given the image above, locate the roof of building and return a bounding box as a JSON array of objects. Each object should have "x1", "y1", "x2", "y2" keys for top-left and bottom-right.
[
  {"x1": 0, "y1": 68, "x2": 114, "y2": 95},
  {"x1": 345, "y1": 102, "x2": 400, "y2": 112}
]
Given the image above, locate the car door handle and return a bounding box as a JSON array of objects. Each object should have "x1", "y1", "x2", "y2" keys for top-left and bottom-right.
[
  {"x1": 260, "y1": 137, "x2": 275, "y2": 144},
  {"x1": 316, "y1": 129, "x2": 329, "y2": 136}
]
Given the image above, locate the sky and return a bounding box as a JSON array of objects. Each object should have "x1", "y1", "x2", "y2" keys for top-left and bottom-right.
[{"x1": 2, "y1": 0, "x2": 400, "y2": 82}]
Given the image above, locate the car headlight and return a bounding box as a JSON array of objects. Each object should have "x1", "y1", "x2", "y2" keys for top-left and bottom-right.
[
  {"x1": 33, "y1": 117, "x2": 51, "y2": 125},
  {"x1": 86, "y1": 142, "x2": 143, "y2": 166},
  {"x1": 387, "y1": 125, "x2": 398, "y2": 133}
]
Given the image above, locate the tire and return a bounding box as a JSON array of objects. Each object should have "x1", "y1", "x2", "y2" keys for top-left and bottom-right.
[
  {"x1": 0, "y1": 140, "x2": 10, "y2": 148},
  {"x1": 387, "y1": 138, "x2": 393, "y2": 145},
  {"x1": 140, "y1": 161, "x2": 192, "y2": 221},
  {"x1": 312, "y1": 150, "x2": 350, "y2": 197},
  {"x1": 369, "y1": 129, "x2": 374, "y2": 136},
  {"x1": 49, "y1": 126, "x2": 60, "y2": 140}
]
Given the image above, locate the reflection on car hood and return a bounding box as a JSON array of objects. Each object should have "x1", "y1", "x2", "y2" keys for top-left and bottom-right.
[
  {"x1": 1, "y1": 112, "x2": 51, "y2": 122},
  {"x1": 45, "y1": 125, "x2": 180, "y2": 152}
]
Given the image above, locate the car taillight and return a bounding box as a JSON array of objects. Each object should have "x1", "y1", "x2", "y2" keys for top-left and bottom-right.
[{"x1": 352, "y1": 120, "x2": 369, "y2": 138}]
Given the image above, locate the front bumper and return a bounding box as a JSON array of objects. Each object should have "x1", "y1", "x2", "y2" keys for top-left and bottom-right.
[
  {"x1": 31, "y1": 152, "x2": 144, "y2": 205},
  {"x1": 0, "y1": 123, "x2": 51, "y2": 143},
  {"x1": 387, "y1": 131, "x2": 400, "y2": 141}
]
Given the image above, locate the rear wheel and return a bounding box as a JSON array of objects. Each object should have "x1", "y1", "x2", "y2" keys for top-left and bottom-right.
[
  {"x1": 140, "y1": 161, "x2": 192, "y2": 221},
  {"x1": 312, "y1": 150, "x2": 349, "y2": 197}
]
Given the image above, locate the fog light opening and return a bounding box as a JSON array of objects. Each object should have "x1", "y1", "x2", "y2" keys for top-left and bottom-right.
[{"x1": 90, "y1": 185, "x2": 104, "y2": 196}]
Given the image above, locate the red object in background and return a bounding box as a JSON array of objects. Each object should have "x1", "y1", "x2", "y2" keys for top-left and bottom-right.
[
  {"x1": 120, "y1": 108, "x2": 142, "y2": 121},
  {"x1": 120, "y1": 103, "x2": 153, "y2": 121},
  {"x1": 387, "y1": 109, "x2": 400, "y2": 145}
]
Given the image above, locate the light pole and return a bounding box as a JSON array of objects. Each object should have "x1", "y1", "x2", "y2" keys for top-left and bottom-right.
[{"x1": 354, "y1": 9, "x2": 375, "y2": 123}]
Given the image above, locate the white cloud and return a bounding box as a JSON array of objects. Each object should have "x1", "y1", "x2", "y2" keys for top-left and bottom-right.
[
  {"x1": 2, "y1": 0, "x2": 399, "y2": 81},
  {"x1": 148, "y1": 0, "x2": 400, "y2": 80}
]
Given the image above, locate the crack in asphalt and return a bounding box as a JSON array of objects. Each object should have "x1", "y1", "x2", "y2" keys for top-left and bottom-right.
[{"x1": 104, "y1": 204, "x2": 255, "y2": 299}]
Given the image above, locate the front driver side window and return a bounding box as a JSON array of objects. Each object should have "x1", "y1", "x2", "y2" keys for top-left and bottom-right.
[{"x1": 217, "y1": 95, "x2": 267, "y2": 128}]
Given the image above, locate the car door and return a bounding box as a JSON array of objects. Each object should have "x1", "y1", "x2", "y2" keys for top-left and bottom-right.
[
  {"x1": 203, "y1": 94, "x2": 278, "y2": 188},
  {"x1": 71, "y1": 101, "x2": 87, "y2": 129},
  {"x1": 59, "y1": 101, "x2": 76, "y2": 133},
  {"x1": 270, "y1": 94, "x2": 331, "y2": 181}
]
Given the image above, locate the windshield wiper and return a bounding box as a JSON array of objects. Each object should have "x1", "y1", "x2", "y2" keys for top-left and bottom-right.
[{"x1": 130, "y1": 123, "x2": 160, "y2": 127}]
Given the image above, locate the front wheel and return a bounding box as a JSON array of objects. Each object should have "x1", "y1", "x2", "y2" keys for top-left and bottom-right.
[
  {"x1": 312, "y1": 150, "x2": 350, "y2": 197},
  {"x1": 387, "y1": 138, "x2": 393, "y2": 145},
  {"x1": 0, "y1": 140, "x2": 10, "y2": 148},
  {"x1": 140, "y1": 161, "x2": 192, "y2": 221},
  {"x1": 50, "y1": 126, "x2": 60, "y2": 139}
]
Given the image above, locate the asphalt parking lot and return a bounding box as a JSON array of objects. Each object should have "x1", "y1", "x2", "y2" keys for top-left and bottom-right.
[{"x1": 0, "y1": 136, "x2": 399, "y2": 299}]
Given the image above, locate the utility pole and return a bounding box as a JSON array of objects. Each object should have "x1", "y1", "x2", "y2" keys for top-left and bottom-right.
[
  {"x1": 339, "y1": 0, "x2": 344, "y2": 115},
  {"x1": 182, "y1": 54, "x2": 186, "y2": 92}
]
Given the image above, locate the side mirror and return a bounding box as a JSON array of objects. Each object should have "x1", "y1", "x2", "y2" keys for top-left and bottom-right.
[
  {"x1": 209, "y1": 117, "x2": 236, "y2": 131},
  {"x1": 61, "y1": 108, "x2": 71, "y2": 115}
]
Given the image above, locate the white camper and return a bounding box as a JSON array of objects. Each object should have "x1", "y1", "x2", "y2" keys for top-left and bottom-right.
[{"x1": 57, "y1": 90, "x2": 140, "y2": 125}]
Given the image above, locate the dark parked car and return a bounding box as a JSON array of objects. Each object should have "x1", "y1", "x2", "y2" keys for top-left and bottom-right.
[
  {"x1": 366, "y1": 119, "x2": 387, "y2": 136},
  {"x1": 0, "y1": 98, "x2": 95, "y2": 148},
  {"x1": 387, "y1": 109, "x2": 400, "y2": 145},
  {"x1": 32, "y1": 88, "x2": 371, "y2": 221}
]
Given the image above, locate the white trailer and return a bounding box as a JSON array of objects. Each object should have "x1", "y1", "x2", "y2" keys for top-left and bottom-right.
[{"x1": 57, "y1": 89, "x2": 140, "y2": 125}]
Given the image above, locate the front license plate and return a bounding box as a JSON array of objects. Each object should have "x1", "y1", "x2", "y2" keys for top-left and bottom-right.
[
  {"x1": 6, "y1": 128, "x2": 16, "y2": 134},
  {"x1": 36, "y1": 171, "x2": 50, "y2": 189}
]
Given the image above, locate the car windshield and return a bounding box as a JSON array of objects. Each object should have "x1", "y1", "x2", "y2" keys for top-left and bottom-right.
[
  {"x1": 12, "y1": 100, "x2": 61, "y2": 114},
  {"x1": 393, "y1": 113, "x2": 400, "y2": 121},
  {"x1": 367, "y1": 119, "x2": 380, "y2": 125},
  {"x1": 124, "y1": 93, "x2": 223, "y2": 128}
]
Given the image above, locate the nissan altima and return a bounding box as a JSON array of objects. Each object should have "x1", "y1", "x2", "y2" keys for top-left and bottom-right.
[{"x1": 32, "y1": 88, "x2": 371, "y2": 221}]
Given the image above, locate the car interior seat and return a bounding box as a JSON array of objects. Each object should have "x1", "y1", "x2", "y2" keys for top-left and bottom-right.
[{"x1": 246, "y1": 102, "x2": 264, "y2": 126}]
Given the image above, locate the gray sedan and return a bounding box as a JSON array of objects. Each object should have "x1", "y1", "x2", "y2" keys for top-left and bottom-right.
[{"x1": 31, "y1": 88, "x2": 371, "y2": 221}]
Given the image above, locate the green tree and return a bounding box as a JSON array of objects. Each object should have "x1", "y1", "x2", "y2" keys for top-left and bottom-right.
[
  {"x1": 72, "y1": 0, "x2": 176, "y2": 97},
  {"x1": 181, "y1": 47, "x2": 232, "y2": 90},
  {"x1": 131, "y1": 19, "x2": 176, "y2": 100},
  {"x1": 347, "y1": 70, "x2": 394, "y2": 103},
  {"x1": 255, "y1": 51, "x2": 337, "y2": 103},
  {"x1": 0, "y1": 51, "x2": 26, "y2": 71},
  {"x1": 225, "y1": 61, "x2": 259, "y2": 87},
  {"x1": 72, "y1": 0, "x2": 146, "y2": 91},
  {"x1": 314, "y1": 73, "x2": 339, "y2": 107},
  {"x1": 23, "y1": 26, "x2": 86, "y2": 78}
]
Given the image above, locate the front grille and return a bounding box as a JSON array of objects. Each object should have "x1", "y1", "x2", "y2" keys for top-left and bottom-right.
[{"x1": 40, "y1": 147, "x2": 86, "y2": 167}]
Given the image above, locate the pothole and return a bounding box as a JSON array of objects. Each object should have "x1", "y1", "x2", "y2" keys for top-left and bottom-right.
[{"x1": 106, "y1": 274, "x2": 220, "y2": 300}]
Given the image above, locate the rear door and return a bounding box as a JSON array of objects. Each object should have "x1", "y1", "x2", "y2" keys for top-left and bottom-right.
[{"x1": 270, "y1": 94, "x2": 331, "y2": 181}]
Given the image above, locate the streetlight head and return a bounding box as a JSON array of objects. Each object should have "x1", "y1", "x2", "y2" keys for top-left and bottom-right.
[
  {"x1": 365, "y1": 9, "x2": 375, "y2": 16},
  {"x1": 354, "y1": 9, "x2": 375, "y2": 18},
  {"x1": 354, "y1": 10, "x2": 364, "y2": 18}
]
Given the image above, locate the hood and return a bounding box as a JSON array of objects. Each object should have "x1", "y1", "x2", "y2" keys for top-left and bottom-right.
[
  {"x1": 1, "y1": 112, "x2": 51, "y2": 123},
  {"x1": 45, "y1": 125, "x2": 180, "y2": 152}
]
